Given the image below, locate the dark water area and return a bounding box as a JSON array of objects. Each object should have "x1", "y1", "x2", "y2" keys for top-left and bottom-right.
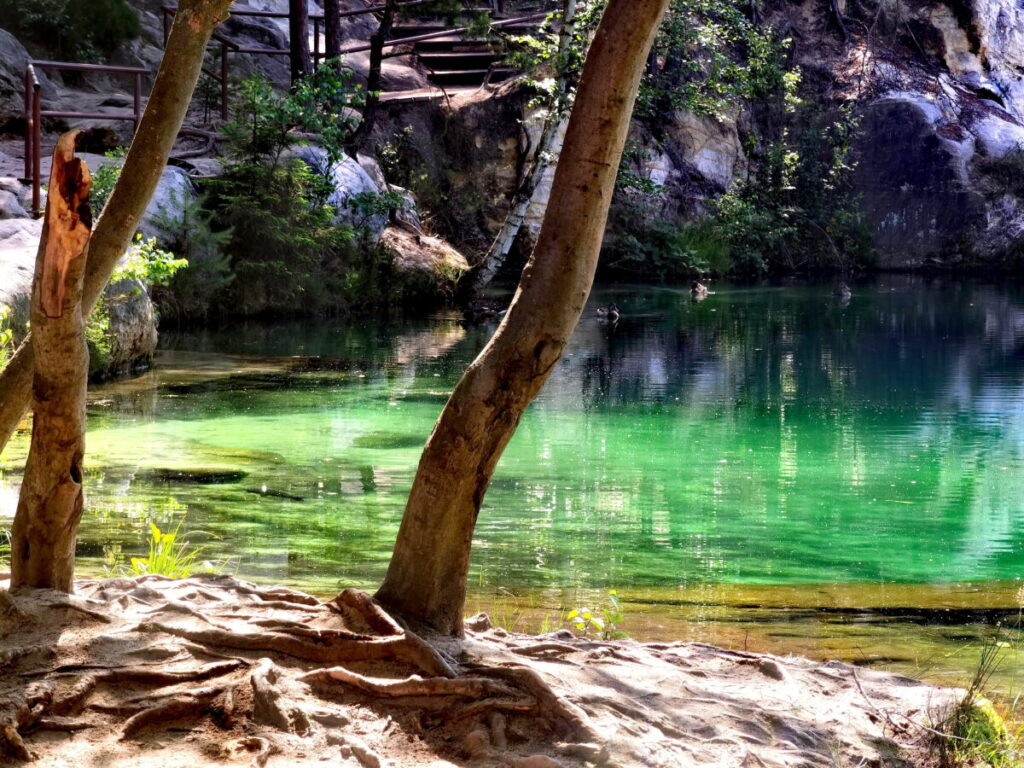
[{"x1": 1, "y1": 276, "x2": 1022, "y2": 691}]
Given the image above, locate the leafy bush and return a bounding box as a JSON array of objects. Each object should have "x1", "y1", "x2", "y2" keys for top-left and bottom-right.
[
  {"x1": 604, "y1": 149, "x2": 732, "y2": 280},
  {"x1": 711, "y1": 103, "x2": 874, "y2": 275},
  {"x1": 89, "y1": 148, "x2": 127, "y2": 215},
  {"x1": 638, "y1": 0, "x2": 790, "y2": 120},
  {"x1": 0, "y1": 0, "x2": 140, "y2": 61},
  {"x1": 151, "y1": 192, "x2": 234, "y2": 323},
  {"x1": 205, "y1": 71, "x2": 427, "y2": 317},
  {"x1": 87, "y1": 236, "x2": 187, "y2": 377},
  {"x1": 113, "y1": 235, "x2": 188, "y2": 286},
  {"x1": 604, "y1": 220, "x2": 726, "y2": 280}
]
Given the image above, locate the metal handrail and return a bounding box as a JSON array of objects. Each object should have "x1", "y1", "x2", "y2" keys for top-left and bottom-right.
[{"x1": 23, "y1": 60, "x2": 150, "y2": 217}]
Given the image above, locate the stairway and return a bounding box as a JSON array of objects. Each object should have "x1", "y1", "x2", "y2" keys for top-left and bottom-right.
[{"x1": 391, "y1": 3, "x2": 554, "y2": 90}]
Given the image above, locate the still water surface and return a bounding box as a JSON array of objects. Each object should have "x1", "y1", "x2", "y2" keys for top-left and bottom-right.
[{"x1": 2, "y1": 277, "x2": 1023, "y2": 689}]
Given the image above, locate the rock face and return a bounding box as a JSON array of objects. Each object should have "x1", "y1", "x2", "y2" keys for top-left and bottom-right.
[
  {"x1": 853, "y1": 97, "x2": 988, "y2": 267},
  {"x1": 0, "y1": 29, "x2": 56, "y2": 128},
  {"x1": 0, "y1": 205, "x2": 159, "y2": 381},
  {"x1": 287, "y1": 145, "x2": 389, "y2": 241},
  {"x1": 366, "y1": 0, "x2": 1024, "y2": 271},
  {"x1": 760, "y1": 0, "x2": 1024, "y2": 268}
]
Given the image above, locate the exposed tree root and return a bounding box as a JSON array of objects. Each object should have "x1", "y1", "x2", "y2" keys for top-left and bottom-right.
[
  {"x1": 469, "y1": 664, "x2": 599, "y2": 742},
  {"x1": 0, "y1": 722, "x2": 32, "y2": 761},
  {"x1": 300, "y1": 666, "x2": 521, "y2": 700},
  {"x1": 121, "y1": 685, "x2": 230, "y2": 740},
  {"x1": 0, "y1": 576, "x2": 608, "y2": 766}
]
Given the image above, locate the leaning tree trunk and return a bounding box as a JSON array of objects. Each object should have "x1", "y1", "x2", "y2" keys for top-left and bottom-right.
[
  {"x1": 0, "y1": 0, "x2": 233, "y2": 455},
  {"x1": 10, "y1": 133, "x2": 92, "y2": 591},
  {"x1": 471, "y1": 0, "x2": 577, "y2": 293},
  {"x1": 289, "y1": 0, "x2": 311, "y2": 83},
  {"x1": 376, "y1": 0, "x2": 669, "y2": 636}
]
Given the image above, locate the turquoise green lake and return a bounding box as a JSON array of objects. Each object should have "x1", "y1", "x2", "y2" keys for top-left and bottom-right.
[{"x1": 1, "y1": 277, "x2": 1022, "y2": 690}]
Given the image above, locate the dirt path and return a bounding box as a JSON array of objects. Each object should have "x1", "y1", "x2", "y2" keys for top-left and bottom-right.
[{"x1": 0, "y1": 574, "x2": 960, "y2": 767}]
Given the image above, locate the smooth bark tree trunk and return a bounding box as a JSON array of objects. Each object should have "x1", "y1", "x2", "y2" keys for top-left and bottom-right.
[
  {"x1": 352, "y1": 0, "x2": 397, "y2": 151},
  {"x1": 0, "y1": 0, "x2": 234, "y2": 456},
  {"x1": 325, "y1": 0, "x2": 342, "y2": 59},
  {"x1": 376, "y1": 0, "x2": 669, "y2": 636},
  {"x1": 289, "y1": 0, "x2": 312, "y2": 83},
  {"x1": 471, "y1": 0, "x2": 577, "y2": 292},
  {"x1": 10, "y1": 133, "x2": 92, "y2": 591}
]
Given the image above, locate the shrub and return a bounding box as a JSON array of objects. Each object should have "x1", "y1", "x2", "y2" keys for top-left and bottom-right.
[
  {"x1": 709, "y1": 101, "x2": 874, "y2": 276},
  {"x1": 89, "y1": 147, "x2": 127, "y2": 215},
  {"x1": 205, "y1": 71, "x2": 428, "y2": 317},
  {"x1": 87, "y1": 236, "x2": 187, "y2": 377},
  {"x1": 151, "y1": 191, "x2": 234, "y2": 323}
]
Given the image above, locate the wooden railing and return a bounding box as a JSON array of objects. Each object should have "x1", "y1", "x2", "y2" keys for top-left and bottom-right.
[
  {"x1": 21, "y1": 2, "x2": 558, "y2": 216},
  {"x1": 23, "y1": 60, "x2": 149, "y2": 217},
  {"x1": 159, "y1": 2, "x2": 554, "y2": 72}
]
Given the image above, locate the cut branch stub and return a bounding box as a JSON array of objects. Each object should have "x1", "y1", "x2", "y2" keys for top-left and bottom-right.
[{"x1": 39, "y1": 133, "x2": 92, "y2": 319}]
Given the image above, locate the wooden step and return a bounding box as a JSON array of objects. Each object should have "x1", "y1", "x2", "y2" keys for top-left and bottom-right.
[
  {"x1": 427, "y1": 67, "x2": 515, "y2": 86},
  {"x1": 418, "y1": 51, "x2": 502, "y2": 68},
  {"x1": 411, "y1": 38, "x2": 497, "y2": 52}
]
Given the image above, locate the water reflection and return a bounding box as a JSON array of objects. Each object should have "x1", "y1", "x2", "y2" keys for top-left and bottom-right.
[{"x1": 0, "y1": 278, "x2": 1022, "y2": 599}]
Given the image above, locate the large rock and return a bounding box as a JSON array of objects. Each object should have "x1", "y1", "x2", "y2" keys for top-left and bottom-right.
[
  {"x1": 0, "y1": 29, "x2": 56, "y2": 125},
  {"x1": 0, "y1": 217, "x2": 159, "y2": 380},
  {"x1": 288, "y1": 145, "x2": 388, "y2": 240},
  {"x1": 138, "y1": 165, "x2": 197, "y2": 243},
  {"x1": 853, "y1": 95, "x2": 987, "y2": 268}
]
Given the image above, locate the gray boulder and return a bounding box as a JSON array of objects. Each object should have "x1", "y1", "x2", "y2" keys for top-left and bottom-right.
[
  {"x1": 138, "y1": 165, "x2": 197, "y2": 243},
  {"x1": 0, "y1": 29, "x2": 56, "y2": 124},
  {"x1": 0, "y1": 215, "x2": 159, "y2": 380},
  {"x1": 0, "y1": 189, "x2": 27, "y2": 219},
  {"x1": 288, "y1": 145, "x2": 388, "y2": 241}
]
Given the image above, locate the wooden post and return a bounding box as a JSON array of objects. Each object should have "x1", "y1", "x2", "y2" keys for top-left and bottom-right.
[{"x1": 10, "y1": 132, "x2": 93, "y2": 592}]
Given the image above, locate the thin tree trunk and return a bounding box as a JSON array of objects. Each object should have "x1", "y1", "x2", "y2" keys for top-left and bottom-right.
[
  {"x1": 471, "y1": 0, "x2": 577, "y2": 292},
  {"x1": 10, "y1": 133, "x2": 92, "y2": 591},
  {"x1": 325, "y1": 0, "x2": 342, "y2": 59},
  {"x1": 289, "y1": 0, "x2": 312, "y2": 83},
  {"x1": 376, "y1": 0, "x2": 669, "y2": 636},
  {"x1": 0, "y1": 0, "x2": 233, "y2": 455},
  {"x1": 352, "y1": 0, "x2": 397, "y2": 151}
]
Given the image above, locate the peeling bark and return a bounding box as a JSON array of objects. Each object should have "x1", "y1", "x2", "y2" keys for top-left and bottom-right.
[
  {"x1": 10, "y1": 133, "x2": 92, "y2": 592},
  {"x1": 376, "y1": 0, "x2": 670, "y2": 636}
]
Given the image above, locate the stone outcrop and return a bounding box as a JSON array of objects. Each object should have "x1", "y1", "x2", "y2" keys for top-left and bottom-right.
[
  {"x1": 287, "y1": 145, "x2": 390, "y2": 241},
  {"x1": 762, "y1": 0, "x2": 1024, "y2": 268},
  {"x1": 367, "y1": 0, "x2": 1024, "y2": 271},
  {"x1": 0, "y1": 29, "x2": 56, "y2": 129},
  {"x1": 0, "y1": 164, "x2": 187, "y2": 379}
]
